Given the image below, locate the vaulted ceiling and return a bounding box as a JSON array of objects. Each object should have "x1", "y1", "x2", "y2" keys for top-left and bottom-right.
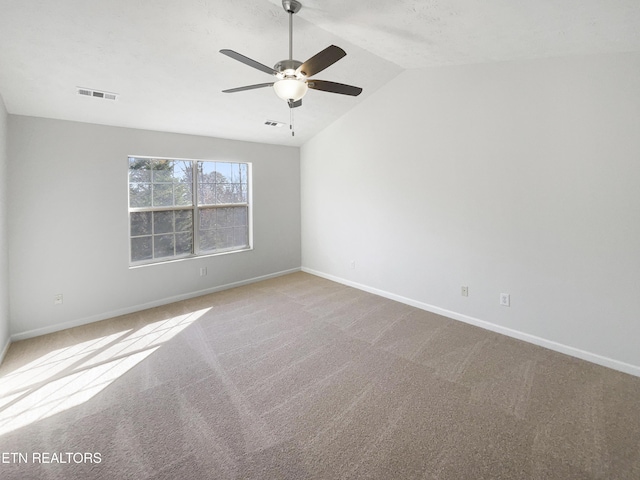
[{"x1": 1, "y1": 0, "x2": 639, "y2": 146}]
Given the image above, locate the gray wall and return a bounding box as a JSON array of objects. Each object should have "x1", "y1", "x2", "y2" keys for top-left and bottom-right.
[
  {"x1": 8, "y1": 116, "x2": 301, "y2": 338},
  {"x1": 301, "y1": 52, "x2": 640, "y2": 375},
  {"x1": 0, "y1": 95, "x2": 8, "y2": 359}
]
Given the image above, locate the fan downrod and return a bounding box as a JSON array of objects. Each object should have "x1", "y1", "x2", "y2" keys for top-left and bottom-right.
[{"x1": 282, "y1": 0, "x2": 302, "y2": 14}]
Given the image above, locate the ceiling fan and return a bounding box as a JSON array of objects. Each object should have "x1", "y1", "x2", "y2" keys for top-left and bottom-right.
[{"x1": 220, "y1": 0, "x2": 362, "y2": 111}]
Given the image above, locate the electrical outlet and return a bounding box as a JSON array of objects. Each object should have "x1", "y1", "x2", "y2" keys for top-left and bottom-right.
[
  {"x1": 461, "y1": 286, "x2": 469, "y2": 297},
  {"x1": 54, "y1": 294, "x2": 63, "y2": 305},
  {"x1": 500, "y1": 293, "x2": 510, "y2": 307},
  {"x1": 200, "y1": 267, "x2": 207, "y2": 276},
  {"x1": 350, "y1": 260, "x2": 356, "y2": 269}
]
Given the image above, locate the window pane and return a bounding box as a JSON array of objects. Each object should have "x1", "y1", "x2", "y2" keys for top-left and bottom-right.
[
  {"x1": 197, "y1": 162, "x2": 245, "y2": 206},
  {"x1": 175, "y1": 210, "x2": 192, "y2": 232},
  {"x1": 174, "y1": 182, "x2": 192, "y2": 206},
  {"x1": 234, "y1": 226, "x2": 248, "y2": 247},
  {"x1": 129, "y1": 183, "x2": 151, "y2": 208},
  {"x1": 154, "y1": 234, "x2": 174, "y2": 258},
  {"x1": 200, "y1": 209, "x2": 216, "y2": 230},
  {"x1": 131, "y1": 236, "x2": 152, "y2": 262},
  {"x1": 234, "y1": 206, "x2": 248, "y2": 226},
  {"x1": 227, "y1": 184, "x2": 246, "y2": 204},
  {"x1": 216, "y1": 184, "x2": 233, "y2": 204},
  {"x1": 198, "y1": 161, "x2": 216, "y2": 183},
  {"x1": 153, "y1": 211, "x2": 174, "y2": 234},
  {"x1": 218, "y1": 227, "x2": 234, "y2": 249},
  {"x1": 129, "y1": 158, "x2": 151, "y2": 183},
  {"x1": 217, "y1": 207, "x2": 233, "y2": 228},
  {"x1": 198, "y1": 183, "x2": 216, "y2": 206},
  {"x1": 131, "y1": 211, "x2": 152, "y2": 236},
  {"x1": 197, "y1": 206, "x2": 248, "y2": 253},
  {"x1": 175, "y1": 232, "x2": 192, "y2": 255},
  {"x1": 174, "y1": 161, "x2": 192, "y2": 183},
  {"x1": 200, "y1": 230, "x2": 216, "y2": 251},
  {"x1": 229, "y1": 163, "x2": 241, "y2": 183},
  {"x1": 152, "y1": 160, "x2": 174, "y2": 183},
  {"x1": 216, "y1": 163, "x2": 232, "y2": 183},
  {"x1": 152, "y1": 183, "x2": 173, "y2": 207}
]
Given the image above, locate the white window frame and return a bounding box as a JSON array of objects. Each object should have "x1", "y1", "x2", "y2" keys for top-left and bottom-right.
[{"x1": 128, "y1": 155, "x2": 252, "y2": 266}]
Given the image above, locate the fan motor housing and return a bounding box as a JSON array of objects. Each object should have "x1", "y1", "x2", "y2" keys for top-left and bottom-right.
[{"x1": 274, "y1": 59, "x2": 302, "y2": 75}]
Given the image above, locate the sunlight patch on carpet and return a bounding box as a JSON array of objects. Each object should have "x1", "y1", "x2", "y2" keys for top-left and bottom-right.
[{"x1": 0, "y1": 308, "x2": 211, "y2": 436}]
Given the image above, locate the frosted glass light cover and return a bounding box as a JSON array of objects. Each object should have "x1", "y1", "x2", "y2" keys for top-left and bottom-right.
[{"x1": 273, "y1": 78, "x2": 308, "y2": 101}]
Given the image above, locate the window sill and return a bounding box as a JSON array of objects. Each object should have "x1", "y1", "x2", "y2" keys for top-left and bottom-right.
[{"x1": 128, "y1": 246, "x2": 253, "y2": 269}]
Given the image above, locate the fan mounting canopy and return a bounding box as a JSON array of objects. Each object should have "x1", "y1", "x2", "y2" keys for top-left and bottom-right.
[{"x1": 282, "y1": 0, "x2": 302, "y2": 14}]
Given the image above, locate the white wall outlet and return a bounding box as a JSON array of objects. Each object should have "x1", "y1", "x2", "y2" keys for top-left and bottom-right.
[
  {"x1": 54, "y1": 294, "x2": 63, "y2": 305},
  {"x1": 500, "y1": 293, "x2": 510, "y2": 307},
  {"x1": 461, "y1": 286, "x2": 469, "y2": 297},
  {"x1": 350, "y1": 260, "x2": 356, "y2": 269},
  {"x1": 200, "y1": 267, "x2": 207, "y2": 276}
]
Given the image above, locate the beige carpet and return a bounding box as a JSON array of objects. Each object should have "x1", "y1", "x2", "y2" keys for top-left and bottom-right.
[{"x1": 0, "y1": 272, "x2": 639, "y2": 479}]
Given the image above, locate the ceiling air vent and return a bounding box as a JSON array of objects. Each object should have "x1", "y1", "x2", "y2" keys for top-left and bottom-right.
[
  {"x1": 77, "y1": 87, "x2": 118, "y2": 101},
  {"x1": 264, "y1": 120, "x2": 285, "y2": 127}
]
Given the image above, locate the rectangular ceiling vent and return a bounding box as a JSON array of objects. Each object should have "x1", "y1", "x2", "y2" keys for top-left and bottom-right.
[
  {"x1": 77, "y1": 87, "x2": 118, "y2": 101},
  {"x1": 264, "y1": 120, "x2": 285, "y2": 127}
]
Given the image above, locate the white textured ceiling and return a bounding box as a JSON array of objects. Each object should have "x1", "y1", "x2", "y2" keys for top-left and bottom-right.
[{"x1": 1, "y1": 0, "x2": 640, "y2": 146}]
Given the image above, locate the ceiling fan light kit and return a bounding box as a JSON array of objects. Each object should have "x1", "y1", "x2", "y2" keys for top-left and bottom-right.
[
  {"x1": 220, "y1": 0, "x2": 362, "y2": 133},
  {"x1": 273, "y1": 78, "x2": 308, "y2": 101}
]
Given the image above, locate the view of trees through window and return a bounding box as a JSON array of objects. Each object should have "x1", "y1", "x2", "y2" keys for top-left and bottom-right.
[{"x1": 128, "y1": 157, "x2": 250, "y2": 265}]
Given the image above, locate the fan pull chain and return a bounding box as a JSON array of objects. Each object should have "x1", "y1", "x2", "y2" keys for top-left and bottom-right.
[{"x1": 290, "y1": 108, "x2": 295, "y2": 136}]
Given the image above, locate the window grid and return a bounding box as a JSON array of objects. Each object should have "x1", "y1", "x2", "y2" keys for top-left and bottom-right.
[{"x1": 128, "y1": 157, "x2": 251, "y2": 265}]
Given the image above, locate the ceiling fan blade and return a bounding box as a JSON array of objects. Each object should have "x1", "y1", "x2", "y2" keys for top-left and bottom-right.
[
  {"x1": 296, "y1": 45, "x2": 346, "y2": 77},
  {"x1": 288, "y1": 99, "x2": 302, "y2": 109},
  {"x1": 222, "y1": 83, "x2": 274, "y2": 93},
  {"x1": 220, "y1": 49, "x2": 278, "y2": 76},
  {"x1": 308, "y1": 80, "x2": 362, "y2": 96}
]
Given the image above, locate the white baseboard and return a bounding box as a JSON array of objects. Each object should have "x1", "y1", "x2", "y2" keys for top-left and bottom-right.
[
  {"x1": 10, "y1": 267, "x2": 301, "y2": 342},
  {"x1": 302, "y1": 267, "x2": 640, "y2": 378},
  {"x1": 0, "y1": 335, "x2": 10, "y2": 366}
]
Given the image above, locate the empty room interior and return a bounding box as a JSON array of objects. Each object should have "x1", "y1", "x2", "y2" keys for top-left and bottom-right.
[{"x1": 1, "y1": 1, "x2": 639, "y2": 479}]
